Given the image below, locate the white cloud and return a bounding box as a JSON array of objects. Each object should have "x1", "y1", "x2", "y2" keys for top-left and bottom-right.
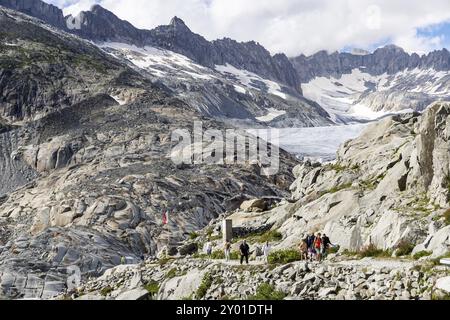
[{"x1": 47, "y1": 0, "x2": 450, "y2": 56}]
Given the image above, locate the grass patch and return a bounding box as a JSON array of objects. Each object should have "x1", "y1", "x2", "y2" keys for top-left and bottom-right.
[
  {"x1": 413, "y1": 251, "x2": 432, "y2": 260},
  {"x1": 360, "y1": 179, "x2": 378, "y2": 191},
  {"x1": 195, "y1": 273, "x2": 213, "y2": 299},
  {"x1": 258, "y1": 230, "x2": 283, "y2": 243},
  {"x1": 248, "y1": 284, "x2": 286, "y2": 300},
  {"x1": 233, "y1": 230, "x2": 283, "y2": 244},
  {"x1": 194, "y1": 250, "x2": 239, "y2": 260},
  {"x1": 268, "y1": 249, "x2": 301, "y2": 265},
  {"x1": 166, "y1": 268, "x2": 178, "y2": 279},
  {"x1": 327, "y1": 163, "x2": 348, "y2": 173},
  {"x1": 320, "y1": 183, "x2": 353, "y2": 197},
  {"x1": 158, "y1": 257, "x2": 174, "y2": 266}
]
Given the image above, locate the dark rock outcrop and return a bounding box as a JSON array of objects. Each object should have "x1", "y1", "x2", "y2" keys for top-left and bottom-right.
[{"x1": 0, "y1": 0, "x2": 65, "y2": 28}]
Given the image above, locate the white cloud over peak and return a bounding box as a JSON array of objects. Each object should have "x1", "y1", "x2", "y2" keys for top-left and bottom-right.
[{"x1": 47, "y1": 0, "x2": 450, "y2": 56}]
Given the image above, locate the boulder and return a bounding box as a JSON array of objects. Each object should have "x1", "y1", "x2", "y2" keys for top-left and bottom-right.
[
  {"x1": 178, "y1": 243, "x2": 198, "y2": 256},
  {"x1": 240, "y1": 199, "x2": 267, "y2": 212},
  {"x1": 436, "y1": 277, "x2": 450, "y2": 294},
  {"x1": 116, "y1": 288, "x2": 149, "y2": 300}
]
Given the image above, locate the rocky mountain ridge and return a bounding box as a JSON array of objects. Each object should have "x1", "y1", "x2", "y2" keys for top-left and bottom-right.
[{"x1": 291, "y1": 45, "x2": 450, "y2": 83}]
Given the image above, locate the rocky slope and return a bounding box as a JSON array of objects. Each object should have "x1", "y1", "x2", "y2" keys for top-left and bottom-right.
[
  {"x1": 0, "y1": 8, "x2": 298, "y2": 299},
  {"x1": 277, "y1": 102, "x2": 450, "y2": 258},
  {"x1": 98, "y1": 42, "x2": 332, "y2": 129},
  {"x1": 52, "y1": 103, "x2": 450, "y2": 301}
]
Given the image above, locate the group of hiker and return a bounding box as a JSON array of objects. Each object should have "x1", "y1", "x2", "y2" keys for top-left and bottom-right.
[
  {"x1": 299, "y1": 232, "x2": 335, "y2": 262},
  {"x1": 204, "y1": 232, "x2": 335, "y2": 265}
]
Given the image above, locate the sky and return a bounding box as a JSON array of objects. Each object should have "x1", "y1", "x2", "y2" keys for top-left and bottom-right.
[{"x1": 46, "y1": 0, "x2": 450, "y2": 57}]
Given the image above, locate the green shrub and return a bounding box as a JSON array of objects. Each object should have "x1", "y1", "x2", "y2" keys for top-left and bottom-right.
[
  {"x1": 144, "y1": 281, "x2": 159, "y2": 296},
  {"x1": 444, "y1": 208, "x2": 450, "y2": 226},
  {"x1": 413, "y1": 251, "x2": 432, "y2": 260},
  {"x1": 358, "y1": 244, "x2": 392, "y2": 258},
  {"x1": 268, "y1": 249, "x2": 301, "y2": 265},
  {"x1": 195, "y1": 273, "x2": 213, "y2": 299},
  {"x1": 395, "y1": 241, "x2": 415, "y2": 257},
  {"x1": 211, "y1": 250, "x2": 225, "y2": 259},
  {"x1": 248, "y1": 283, "x2": 286, "y2": 300},
  {"x1": 100, "y1": 286, "x2": 113, "y2": 296},
  {"x1": 205, "y1": 227, "x2": 214, "y2": 237},
  {"x1": 230, "y1": 251, "x2": 239, "y2": 260},
  {"x1": 189, "y1": 232, "x2": 199, "y2": 240},
  {"x1": 327, "y1": 246, "x2": 340, "y2": 254}
]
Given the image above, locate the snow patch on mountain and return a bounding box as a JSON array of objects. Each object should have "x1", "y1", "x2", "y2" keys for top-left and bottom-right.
[
  {"x1": 255, "y1": 108, "x2": 287, "y2": 122},
  {"x1": 99, "y1": 42, "x2": 216, "y2": 80},
  {"x1": 302, "y1": 68, "x2": 450, "y2": 123},
  {"x1": 215, "y1": 64, "x2": 288, "y2": 100}
]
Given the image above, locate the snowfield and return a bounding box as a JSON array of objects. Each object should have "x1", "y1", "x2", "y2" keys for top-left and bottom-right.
[{"x1": 247, "y1": 123, "x2": 368, "y2": 161}]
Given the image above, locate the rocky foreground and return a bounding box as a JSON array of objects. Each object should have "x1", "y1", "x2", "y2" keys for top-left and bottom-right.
[{"x1": 62, "y1": 253, "x2": 450, "y2": 301}]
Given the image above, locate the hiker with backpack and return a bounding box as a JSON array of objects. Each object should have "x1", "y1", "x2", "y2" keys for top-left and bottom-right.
[{"x1": 314, "y1": 233, "x2": 323, "y2": 262}]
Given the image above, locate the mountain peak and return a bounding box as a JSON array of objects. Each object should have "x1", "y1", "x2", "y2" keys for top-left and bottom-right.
[
  {"x1": 89, "y1": 4, "x2": 116, "y2": 17},
  {"x1": 379, "y1": 44, "x2": 405, "y2": 53},
  {"x1": 170, "y1": 16, "x2": 189, "y2": 30}
]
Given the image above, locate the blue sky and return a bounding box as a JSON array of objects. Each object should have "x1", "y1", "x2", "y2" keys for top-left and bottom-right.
[{"x1": 46, "y1": 0, "x2": 450, "y2": 56}]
